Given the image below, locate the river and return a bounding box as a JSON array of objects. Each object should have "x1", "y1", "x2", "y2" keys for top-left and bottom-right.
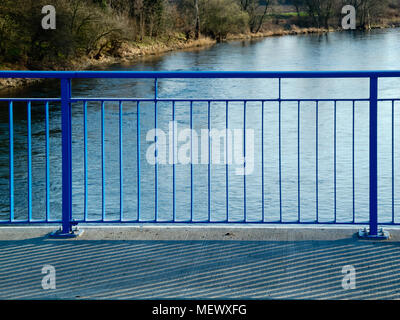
[{"x1": 1, "y1": 28, "x2": 399, "y2": 223}]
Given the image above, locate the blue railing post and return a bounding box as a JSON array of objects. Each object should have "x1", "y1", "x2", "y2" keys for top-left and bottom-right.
[
  {"x1": 61, "y1": 78, "x2": 73, "y2": 234},
  {"x1": 50, "y1": 78, "x2": 82, "y2": 237},
  {"x1": 359, "y1": 76, "x2": 388, "y2": 239},
  {"x1": 369, "y1": 76, "x2": 378, "y2": 236}
]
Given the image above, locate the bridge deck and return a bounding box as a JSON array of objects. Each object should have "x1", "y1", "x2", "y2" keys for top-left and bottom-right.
[{"x1": 0, "y1": 226, "x2": 399, "y2": 299}]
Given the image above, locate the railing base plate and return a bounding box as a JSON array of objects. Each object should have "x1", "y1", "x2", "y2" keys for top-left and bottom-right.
[
  {"x1": 49, "y1": 228, "x2": 84, "y2": 238},
  {"x1": 358, "y1": 228, "x2": 389, "y2": 240}
]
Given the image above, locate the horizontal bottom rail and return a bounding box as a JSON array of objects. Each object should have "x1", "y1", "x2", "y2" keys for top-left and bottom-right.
[{"x1": 0, "y1": 220, "x2": 386, "y2": 225}]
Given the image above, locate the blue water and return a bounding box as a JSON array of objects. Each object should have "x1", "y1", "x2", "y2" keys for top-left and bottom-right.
[{"x1": 1, "y1": 28, "x2": 400, "y2": 223}]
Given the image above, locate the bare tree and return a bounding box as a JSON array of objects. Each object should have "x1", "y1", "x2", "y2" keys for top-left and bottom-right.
[
  {"x1": 292, "y1": 0, "x2": 304, "y2": 17},
  {"x1": 304, "y1": 0, "x2": 337, "y2": 29},
  {"x1": 195, "y1": 0, "x2": 200, "y2": 39},
  {"x1": 240, "y1": 0, "x2": 273, "y2": 33},
  {"x1": 342, "y1": 0, "x2": 389, "y2": 29}
]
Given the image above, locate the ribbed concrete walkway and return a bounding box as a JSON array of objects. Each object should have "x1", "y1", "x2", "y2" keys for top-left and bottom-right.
[{"x1": 0, "y1": 226, "x2": 400, "y2": 299}]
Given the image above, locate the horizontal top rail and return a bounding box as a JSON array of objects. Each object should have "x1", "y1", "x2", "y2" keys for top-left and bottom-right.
[{"x1": 1, "y1": 70, "x2": 400, "y2": 79}]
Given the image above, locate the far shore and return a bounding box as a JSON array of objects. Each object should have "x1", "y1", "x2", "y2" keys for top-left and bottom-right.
[{"x1": 1, "y1": 24, "x2": 399, "y2": 92}]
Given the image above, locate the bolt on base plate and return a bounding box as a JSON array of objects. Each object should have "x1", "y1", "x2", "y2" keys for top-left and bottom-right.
[
  {"x1": 358, "y1": 228, "x2": 390, "y2": 240},
  {"x1": 49, "y1": 227, "x2": 84, "y2": 238}
]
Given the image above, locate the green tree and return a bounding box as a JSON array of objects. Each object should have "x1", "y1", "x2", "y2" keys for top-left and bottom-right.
[{"x1": 201, "y1": 0, "x2": 249, "y2": 41}]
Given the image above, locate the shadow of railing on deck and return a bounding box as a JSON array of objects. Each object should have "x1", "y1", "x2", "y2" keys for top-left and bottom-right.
[{"x1": 0, "y1": 237, "x2": 399, "y2": 299}]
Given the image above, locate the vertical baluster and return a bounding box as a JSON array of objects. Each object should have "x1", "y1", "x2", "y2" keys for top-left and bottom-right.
[
  {"x1": 334, "y1": 100, "x2": 337, "y2": 223},
  {"x1": 190, "y1": 101, "x2": 193, "y2": 222},
  {"x1": 9, "y1": 101, "x2": 14, "y2": 222},
  {"x1": 226, "y1": 101, "x2": 229, "y2": 222},
  {"x1": 208, "y1": 100, "x2": 211, "y2": 222},
  {"x1": 243, "y1": 100, "x2": 247, "y2": 222},
  {"x1": 278, "y1": 79, "x2": 282, "y2": 222},
  {"x1": 352, "y1": 100, "x2": 355, "y2": 223},
  {"x1": 119, "y1": 101, "x2": 123, "y2": 221},
  {"x1": 45, "y1": 101, "x2": 50, "y2": 221},
  {"x1": 83, "y1": 101, "x2": 88, "y2": 221},
  {"x1": 392, "y1": 100, "x2": 395, "y2": 223},
  {"x1": 137, "y1": 101, "x2": 141, "y2": 221},
  {"x1": 27, "y1": 101, "x2": 32, "y2": 221},
  {"x1": 316, "y1": 100, "x2": 319, "y2": 222},
  {"x1": 172, "y1": 101, "x2": 176, "y2": 222},
  {"x1": 298, "y1": 101, "x2": 301, "y2": 222},
  {"x1": 261, "y1": 101, "x2": 264, "y2": 222},
  {"x1": 155, "y1": 79, "x2": 158, "y2": 221},
  {"x1": 101, "y1": 100, "x2": 105, "y2": 221}
]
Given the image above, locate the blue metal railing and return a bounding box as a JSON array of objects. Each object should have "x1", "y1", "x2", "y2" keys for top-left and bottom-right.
[{"x1": 0, "y1": 71, "x2": 398, "y2": 238}]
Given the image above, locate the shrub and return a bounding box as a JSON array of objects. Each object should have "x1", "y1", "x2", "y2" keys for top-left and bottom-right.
[{"x1": 200, "y1": 0, "x2": 249, "y2": 41}]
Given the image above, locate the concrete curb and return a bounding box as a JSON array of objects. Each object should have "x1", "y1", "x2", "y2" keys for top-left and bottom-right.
[{"x1": 1, "y1": 225, "x2": 399, "y2": 241}]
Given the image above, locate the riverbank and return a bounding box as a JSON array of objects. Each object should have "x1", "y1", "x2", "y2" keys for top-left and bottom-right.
[
  {"x1": 226, "y1": 25, "x2": 330, "y2": 40},
  {"x1": 1, "y1": 23, "x2": 400, "y2": 92},
  {"x1": 0, "y1": 35, "x2": 216, "y2": 91},
  {"x1": 0, "y1": 27, "x2": 329, "y2": 91}
]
